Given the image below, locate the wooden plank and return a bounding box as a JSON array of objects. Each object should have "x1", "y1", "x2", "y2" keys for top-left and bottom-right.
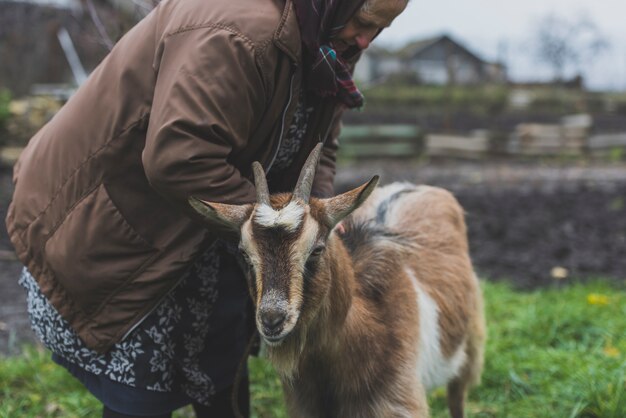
[
  {"x1": 588, "y1": 133, "x2": 626, "y2": 149},
  {"x1": 426, "y1": 134, "x2": 489, "y2": 151},
  {"x1": 339, "y1": 124, "x2": 423, "y2": 159},
  {"x1": 512, "y1": 120, "x2": 590, "y2": 156},
  {"x1": 561, "y1": 113, "x2": 592, "y2": 129},
  {"x1": 339, "y1": 143, "x2": 420, "y2": 158},
  {"x1": 426, "y1": 134, "x2": 489, "y2": 158},
  {"x1": 341, "y1": 124, "x2": 419, "y2": 139},
  {"x1": 340, "y1": 135, "x2": 421, "y2": 144}
]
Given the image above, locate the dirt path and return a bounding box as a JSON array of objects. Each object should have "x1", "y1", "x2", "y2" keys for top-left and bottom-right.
[{"x1": 336, "y1": 160, "x2": 626, "y2": 288}]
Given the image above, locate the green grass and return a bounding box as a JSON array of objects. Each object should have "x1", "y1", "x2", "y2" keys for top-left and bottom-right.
[
  {"x1": 1, "y1": 281, "x2": 625, "y2": 417},
  {"x1": 431, "y1": 281, "x2": 626, "y2": 418}
]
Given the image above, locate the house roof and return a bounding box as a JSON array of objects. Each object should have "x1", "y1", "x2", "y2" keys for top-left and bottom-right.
[{"x1": 396, "y1": 34, "x2": 486, "y2": 63}]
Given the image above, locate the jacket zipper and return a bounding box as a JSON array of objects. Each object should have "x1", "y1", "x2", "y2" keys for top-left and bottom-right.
[{"x1": 265, "y1": 66, "x2": 297, "y2": 173}]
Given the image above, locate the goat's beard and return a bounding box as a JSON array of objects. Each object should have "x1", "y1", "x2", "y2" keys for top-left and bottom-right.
[{"x1": 265, "y1": 324, "x2": 307, "y2": 380}]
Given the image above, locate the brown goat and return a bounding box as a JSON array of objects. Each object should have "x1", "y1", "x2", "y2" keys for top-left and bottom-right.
[{"x1": 190, "y1": 144, "x2": 485, "y2": 417}]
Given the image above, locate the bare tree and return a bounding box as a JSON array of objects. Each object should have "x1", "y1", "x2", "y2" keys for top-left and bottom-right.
[
  {"x1": 85, "y1": 0, "x2": 114, "y2": 50},
  {"x1": 83, "y1": 0, "x2": 161, "y2": 51},
  {"x1": 533, "y1": 13, "x2": 609, "y2": 83}
]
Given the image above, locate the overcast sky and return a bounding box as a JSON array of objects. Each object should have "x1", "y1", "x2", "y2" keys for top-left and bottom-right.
[{"x1": 376, "y1": 0, "x2": 626, "y2": 91}]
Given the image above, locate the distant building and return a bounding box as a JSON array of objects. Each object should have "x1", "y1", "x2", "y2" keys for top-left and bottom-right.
[{"x1": 355, "y1": 34, "x2": 507, "y2": 86}]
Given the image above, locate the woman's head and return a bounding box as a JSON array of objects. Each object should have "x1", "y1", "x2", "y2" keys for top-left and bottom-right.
[
  {"x1": 332, "y1": 0, "x2": 408, "y2": 53},
  {"x1": 292, "y1": 0, "x2": 408, "y2": 108}
]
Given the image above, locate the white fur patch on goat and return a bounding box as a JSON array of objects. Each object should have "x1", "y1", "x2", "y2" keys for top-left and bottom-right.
[
  {"x1": 406, "y1": 267, "x2": 467, "y2": 390},
  {"x1": 254, "y1": 201, "x2": 304, "y2": 232}
]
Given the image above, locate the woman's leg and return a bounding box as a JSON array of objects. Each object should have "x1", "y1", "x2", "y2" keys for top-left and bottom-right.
[
  {"x1": 192, "y1": 377, "x2": 250, "y2": 418},
  {"x1": 102, "y1": 405, "x2": 172, "y2": 418}
]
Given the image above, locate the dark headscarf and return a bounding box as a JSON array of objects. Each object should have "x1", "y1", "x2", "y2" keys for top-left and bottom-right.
[{"x1": 292, "y1": 0, "x2": 368, "y2": 109}]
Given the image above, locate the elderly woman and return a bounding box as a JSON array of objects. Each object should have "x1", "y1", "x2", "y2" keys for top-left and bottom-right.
[{"x1": 6, "y1": 0, "x2": 407, "y2": 416}]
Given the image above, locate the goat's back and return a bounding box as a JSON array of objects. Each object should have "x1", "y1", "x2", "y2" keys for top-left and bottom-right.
[{"x1": 351, "y1": 182, "x2": 485, "y2": 391}]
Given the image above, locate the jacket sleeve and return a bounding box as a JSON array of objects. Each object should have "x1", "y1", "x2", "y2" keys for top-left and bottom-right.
[{"x1": 143, "y1": 27, "x2": 266, "y2": 206}]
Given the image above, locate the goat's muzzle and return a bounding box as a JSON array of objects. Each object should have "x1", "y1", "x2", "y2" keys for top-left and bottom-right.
[
  {"x1": 259, "y1": 307, "x2": 287, "y2": 339},
  {"x1": 257, "y1": 291, "x2": 295, "y2": 345}
]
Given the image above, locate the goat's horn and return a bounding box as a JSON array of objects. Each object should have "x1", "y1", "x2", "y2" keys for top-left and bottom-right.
[
  {"x1": 292, "y1": 142, "x2": 323, "y2": 203},
  {"x1": 252, "y1": 161, "x2": 270, "y2": 205}
]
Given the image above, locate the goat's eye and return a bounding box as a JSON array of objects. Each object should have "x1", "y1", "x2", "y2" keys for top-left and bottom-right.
[
  {"x1": 238, "y1": 244, "x2": 253, "y2": 267},
  {"x1": 309, "y1": 246, "x2": 325, "y2": 259},
  {"x1": 304, "y1": 246, "x2": 325, "y2": 276}
]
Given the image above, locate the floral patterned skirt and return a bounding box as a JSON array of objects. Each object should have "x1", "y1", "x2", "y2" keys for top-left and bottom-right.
[{"x1": 19, "y1": 241, "x2": 252, "y2": 412}]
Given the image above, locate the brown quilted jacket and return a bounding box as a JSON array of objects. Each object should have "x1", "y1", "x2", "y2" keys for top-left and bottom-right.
[{"x1": 6, "y1": 0, "x2": 345, "y2": 353}]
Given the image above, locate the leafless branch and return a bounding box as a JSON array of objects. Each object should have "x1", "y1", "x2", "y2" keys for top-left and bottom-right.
[
  {"x1": 86, "y1": 0, "x2": 114, "y2": 51},
  {"x1": 133, "y1": 0, "x2": 160, "y2": 18}
]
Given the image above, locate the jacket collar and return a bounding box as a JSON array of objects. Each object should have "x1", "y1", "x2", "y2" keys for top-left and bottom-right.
[{"x1": 273, "y1": 0, "x2": 301, "y2": 63}]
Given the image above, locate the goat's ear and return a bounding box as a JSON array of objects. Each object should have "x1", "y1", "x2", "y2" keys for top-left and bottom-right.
[
  {"x1": 188, "y1": 197, "x2": 252, "y2": 231},
  {"x1": 322, "y1": 176, "x2": 379, "y2": 228}
]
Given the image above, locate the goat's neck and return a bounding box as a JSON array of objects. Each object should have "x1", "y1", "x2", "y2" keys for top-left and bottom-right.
[
  {"x1": 268, "y1": 233, "x2": 384, "y2": 382},
  {"x1": 302, "y1": 233, "x2": 380, "y2": 359},
  {"x1": 311, "y1": 234, "x2": 356, "y2": 347},
  {"x1": 284, "y1": 232, "x2": 401, "y2": 415}
]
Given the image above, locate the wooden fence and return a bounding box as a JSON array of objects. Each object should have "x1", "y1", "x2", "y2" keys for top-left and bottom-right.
[
  {"x1": 339, "y1": 114, "x2": 626, "y2": 160},
  {"x1": 3, "y1": 121, "x2": 626, "y2": 166},
  {"x1": 339, "y1": 124, "x2": 423, "y2": 159}
]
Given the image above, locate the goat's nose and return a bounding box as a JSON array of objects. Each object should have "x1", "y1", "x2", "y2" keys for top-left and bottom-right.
[{"x1": 260, "y1": 308, "x2": 286, "y2": 335}]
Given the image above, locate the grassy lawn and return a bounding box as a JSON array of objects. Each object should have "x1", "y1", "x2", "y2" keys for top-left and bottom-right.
[{"x1": 1, "y1": 281, "x2": 625, "y2": 417}]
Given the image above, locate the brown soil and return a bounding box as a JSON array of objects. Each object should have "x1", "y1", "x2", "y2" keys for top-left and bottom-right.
[{"x1": 335, "y1": 160, "x2": 626, "y2": 289}]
